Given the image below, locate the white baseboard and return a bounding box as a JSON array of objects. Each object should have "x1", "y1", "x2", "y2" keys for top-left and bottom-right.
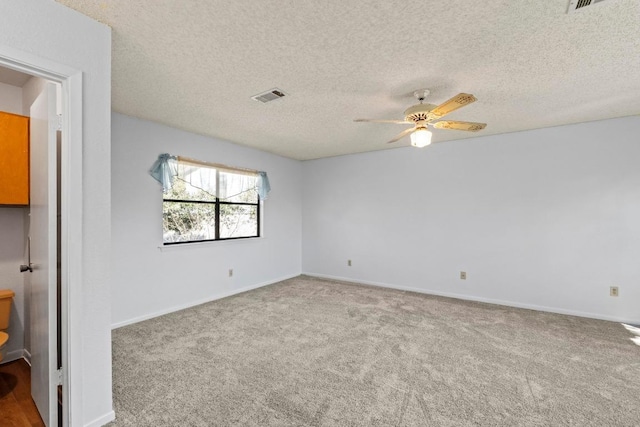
[
  {"x1": 303, "y1": 272, "x2": 640, "y2": 326},
  {"x1": 0, "y1": 348, "x2": 25, "y2": 364},
  {"x1": 111, "y1": 273, "x2": 300, "y2": 329},
  {"x1": 84, "y1": 410, "x2": 115, "y2": 427},
  {"x1": 23, "y1": 349, "x2": 31, "y2": 365}
]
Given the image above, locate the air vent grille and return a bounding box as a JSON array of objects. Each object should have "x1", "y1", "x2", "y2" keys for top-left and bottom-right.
[
  {"x1": 251, "y1": 88, "x2": 286, "y2": 103},
  {"x1": 567, "y1": 0, "x2": 608, "y2": 13}
]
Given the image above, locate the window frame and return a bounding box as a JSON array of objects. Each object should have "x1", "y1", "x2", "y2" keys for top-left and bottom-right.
[{"x1": 162, "y1": 165, "x2": 261, "y2": 245}]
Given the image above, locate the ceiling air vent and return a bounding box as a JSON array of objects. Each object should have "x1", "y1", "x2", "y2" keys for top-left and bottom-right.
[
  {"x1": 251, "y1": 88, "x2": 286, "y2": 103},
  {"x1": 567, "y1": 0, "x2": 608, "y2": 13}
]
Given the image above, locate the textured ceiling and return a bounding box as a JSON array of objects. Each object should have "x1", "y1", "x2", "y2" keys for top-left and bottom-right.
[{"x1": 56, "y1": 0, "x2": 640, "y2": 160}]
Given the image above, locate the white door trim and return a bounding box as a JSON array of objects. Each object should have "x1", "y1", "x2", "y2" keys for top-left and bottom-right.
[{"x1": 0, "y1": 45, "x2": 84, "y2": 427}]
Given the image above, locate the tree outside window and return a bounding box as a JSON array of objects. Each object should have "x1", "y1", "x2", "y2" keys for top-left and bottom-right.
[{"x1": 163, "y1": 163, "x2": 260, "y2": 244}]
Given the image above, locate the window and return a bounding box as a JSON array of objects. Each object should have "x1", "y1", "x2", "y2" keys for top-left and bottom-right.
[{"x1": 162, "y1": 159, "x2": 261, "y2": 244}]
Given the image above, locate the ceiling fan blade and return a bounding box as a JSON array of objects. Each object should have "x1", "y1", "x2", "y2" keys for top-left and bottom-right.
[
  {"x1": 387, "y1": 127, "x2": 415, "y2": 144},
  {"x1": 427, "y1": 93, "x2": 477, "y2": 120},
  {"x1": 433, "y1": 121, "x2": 487, "y2": 132},
  {"x1": 354, "y1": 119, "x2": 413, "y2": 125}
]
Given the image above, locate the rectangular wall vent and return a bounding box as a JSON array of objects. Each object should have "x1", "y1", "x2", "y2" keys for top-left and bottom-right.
[
  {"x1": 567, "y1": 0, "x2": 608, "y2": 13},
  {"x1": 251, "y1": 88, "x2": 286, "y2": 103}
]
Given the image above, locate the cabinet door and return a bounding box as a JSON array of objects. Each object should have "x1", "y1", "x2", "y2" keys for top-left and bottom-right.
[{"x1": 0, "y1": 111, "x2": 30, "y2": 205}]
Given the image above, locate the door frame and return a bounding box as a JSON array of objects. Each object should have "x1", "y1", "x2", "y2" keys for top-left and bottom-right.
[{"x1": 0, "y1": 46, "x2": 84, "y2": 427}]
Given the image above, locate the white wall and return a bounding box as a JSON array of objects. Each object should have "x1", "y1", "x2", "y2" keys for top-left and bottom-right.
[
  {"x1": 111, "y1": 113, "x2": 302, "y2": 327},
  {"x1": 0, "y1": 81, "x2": 26, "y2": 363},
  {"x1": 0, "y1": 1, "x2": 113, "y2": 426},
  {"x1": 22, "y1": 76, "x2": 48, "y2": 116},
  {"x1": 302, "y1": 116, "x2": 640, "y2": 325},
  {"x1": 0, "y1": 81, "x2": 22, "y2": 113},
  {"x1": 0, "y1": 207, "x2": 25, "y2": 360}
]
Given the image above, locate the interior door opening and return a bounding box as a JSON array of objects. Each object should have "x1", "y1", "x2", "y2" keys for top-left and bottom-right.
[
  {"x1": 0, "y1": 65, "x2": 65, "y2": 427},
  {"x1": 0, "y1": 45, "x2": 85, "y2": 427}
]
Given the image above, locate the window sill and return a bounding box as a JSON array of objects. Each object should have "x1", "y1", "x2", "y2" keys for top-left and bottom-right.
[{"x1": 157, "y1": 236, "x2": 265, "y2": 251}]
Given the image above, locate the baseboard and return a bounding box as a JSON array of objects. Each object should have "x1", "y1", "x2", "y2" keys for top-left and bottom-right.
[
  {"x1": 0, "y1": 348, "x2": 25, "y2": 364},
  {"x1": 111, "y1": 273, "x2": 300, "y2": 329},
  {"x1": 303, "y1": 272, "x2": 640, "y2": 325},
  {"x1": 84, "y1": 410, "x2": 115, "y2": 427},
  {"x1": 23, "y1": 349, "x2": 31, "y2": 365}
]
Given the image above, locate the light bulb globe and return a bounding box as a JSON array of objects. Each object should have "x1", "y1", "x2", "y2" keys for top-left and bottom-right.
[{"x1": 410, "y1": 128, "x2": 432, "y2": 148}]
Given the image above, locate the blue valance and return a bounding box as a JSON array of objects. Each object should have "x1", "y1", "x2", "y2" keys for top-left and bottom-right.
[
  {"x1": 258, "y1": 171, "x2": 271, "y2": 200},
  {"x1": 149, "y1": 153, "x2": 271, "y2": 200},
  {"x1": 149, "y1": 153, "x2": 178, "y2": 193}
]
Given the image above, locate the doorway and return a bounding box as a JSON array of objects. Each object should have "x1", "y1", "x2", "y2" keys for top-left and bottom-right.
[
  {"x1": 0, "y1": 67, "x2": 61, "y2": 427},
  {"x1": 0, "y1": 49, "x2": 84, "y2": 426}
]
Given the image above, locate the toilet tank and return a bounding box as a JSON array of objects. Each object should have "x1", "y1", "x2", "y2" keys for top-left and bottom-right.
[{"x1": 0, "y1": 289, "x2": 15, "y2": 330}]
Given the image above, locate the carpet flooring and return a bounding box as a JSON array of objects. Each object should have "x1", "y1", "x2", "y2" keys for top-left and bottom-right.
[{"x1": 108, "y1": 276, "x2": 640, "y2": 426}]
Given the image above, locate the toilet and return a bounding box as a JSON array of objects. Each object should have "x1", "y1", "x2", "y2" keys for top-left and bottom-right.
[{"x1": 0, "y1": 289, "x2": 15, "y2": 363}]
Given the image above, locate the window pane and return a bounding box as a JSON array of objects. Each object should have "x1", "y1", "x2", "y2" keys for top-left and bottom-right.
[
  {"x1": 165, "y1": 164, "x2": 216, "y2": 201},
  {"x1": 163, "y1": 201, "x2": 216, "y2": 243},
  {"x1": 220, "y1": 204, "x2": 258, "y2": 238},
  {"x1": 219, "y1": 171, "x2": 258, "y2": 203}
]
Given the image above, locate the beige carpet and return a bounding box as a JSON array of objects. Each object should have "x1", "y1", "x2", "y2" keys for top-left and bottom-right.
[{"x1": 108, "y1": 276, "x2": 640, "y2": 426}]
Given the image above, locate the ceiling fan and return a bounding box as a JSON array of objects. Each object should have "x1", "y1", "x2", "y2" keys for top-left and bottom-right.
[{"x1": 355, "y1": 89, "x2": 486, "y2": 147}]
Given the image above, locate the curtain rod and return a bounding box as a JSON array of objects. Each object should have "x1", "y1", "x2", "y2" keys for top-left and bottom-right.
[{"x1": 177, "y1": 155, "x2": 261, "y2": 175}]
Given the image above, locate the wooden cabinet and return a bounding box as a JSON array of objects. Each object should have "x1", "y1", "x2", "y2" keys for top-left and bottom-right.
[{"x1": 0, "y1": 111, "x2": 30, "y2": 205}]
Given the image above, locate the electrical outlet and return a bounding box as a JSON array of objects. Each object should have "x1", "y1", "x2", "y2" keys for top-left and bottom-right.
[
  {"x1": 610, "y1": 286, "x2": 619, "y2": 297},
  {"x1": 348, "y1": 260, "x2": 352, "y2": 267},
  {"x1": 228, "y1": 269, "x2": 233, "y2": 278},
  {"x1": 460, "y1": 271, "x2": 467, "y2": 280}
]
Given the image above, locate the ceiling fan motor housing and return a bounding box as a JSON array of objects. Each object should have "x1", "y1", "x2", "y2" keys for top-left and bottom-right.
[{"x1": 404, "y1": 103, "x2": 437, "y2": 122}]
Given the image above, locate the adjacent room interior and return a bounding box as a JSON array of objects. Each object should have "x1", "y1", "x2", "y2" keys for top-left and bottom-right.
[{"x1": 0, "y1": 1, "x2": 639, "y2": 426}]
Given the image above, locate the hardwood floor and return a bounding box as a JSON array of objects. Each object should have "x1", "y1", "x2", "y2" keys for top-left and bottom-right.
[{"x1": 0, "y1": 359, "x2": 45, "y2": 427}]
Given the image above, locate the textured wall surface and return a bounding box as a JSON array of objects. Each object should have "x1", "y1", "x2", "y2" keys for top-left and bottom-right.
[
  {"x1": 303, "y1": 116, "x2": 640, "y2": 324},
  {"x1": 111, "y1": 113, "x2": 302, "y2": 327}
]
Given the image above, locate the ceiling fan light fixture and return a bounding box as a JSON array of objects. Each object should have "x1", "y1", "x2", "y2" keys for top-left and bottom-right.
[{"x1": 410, "y1": 128, "x2": 432, "y2": 148}]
